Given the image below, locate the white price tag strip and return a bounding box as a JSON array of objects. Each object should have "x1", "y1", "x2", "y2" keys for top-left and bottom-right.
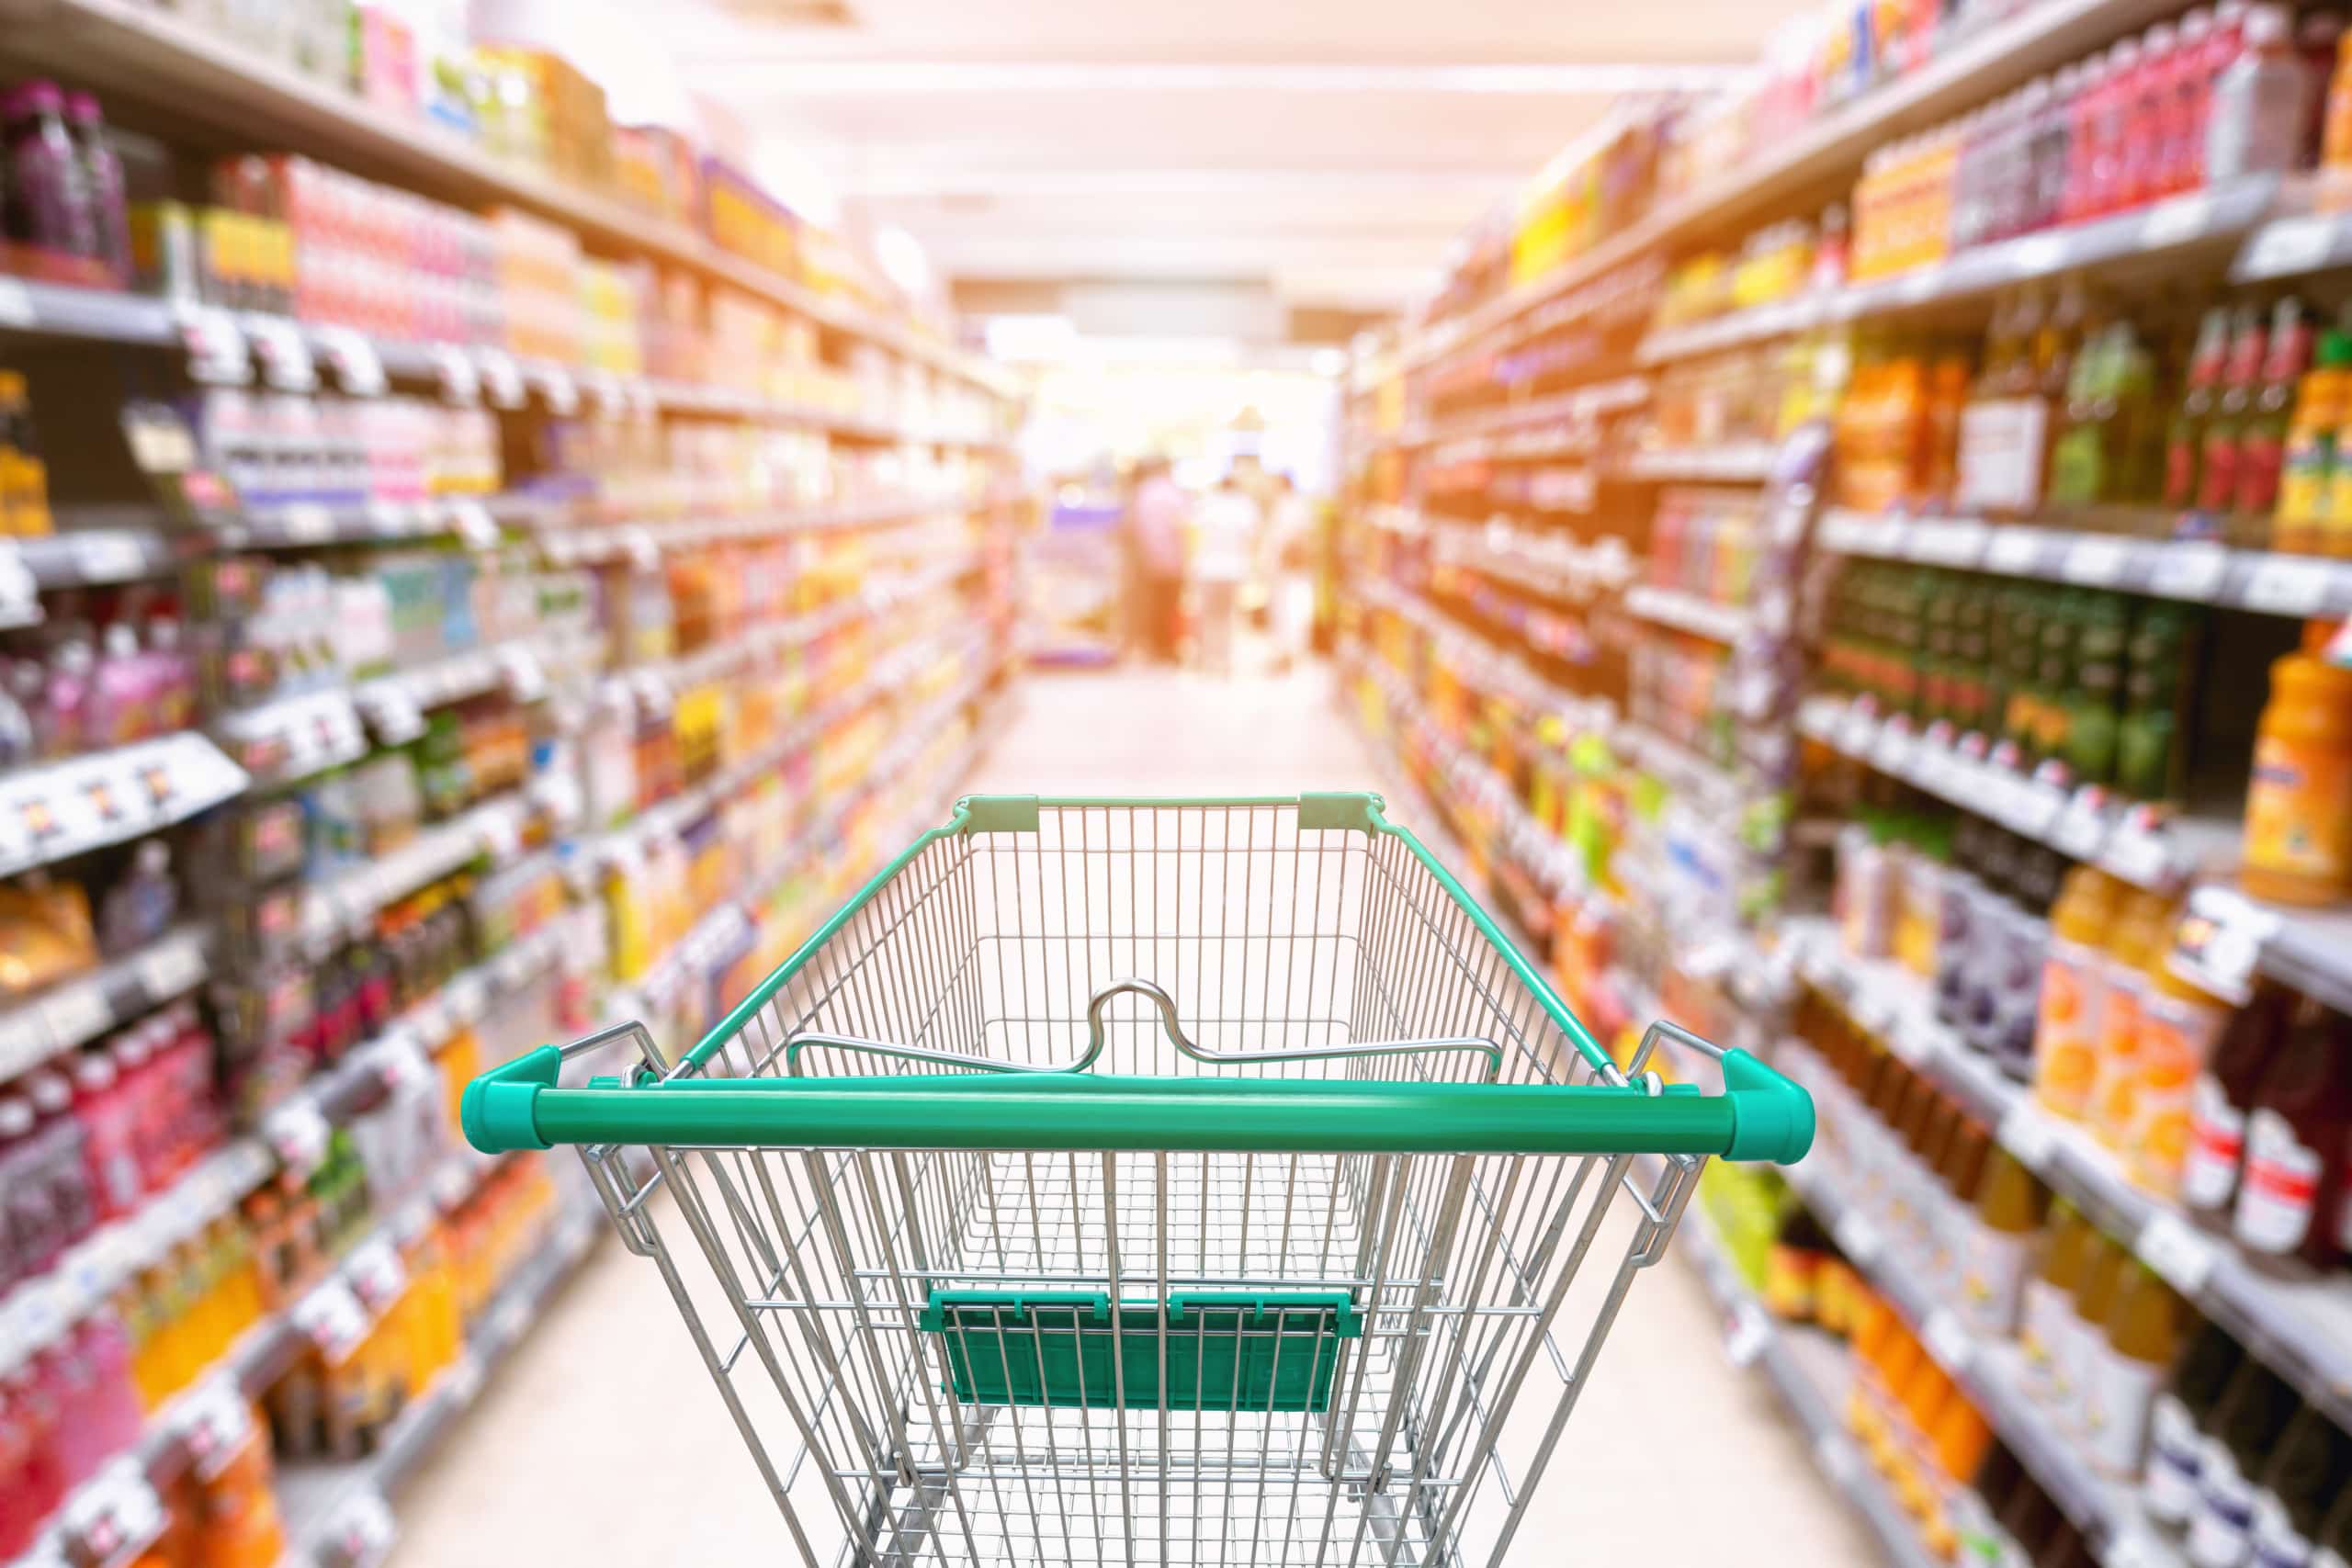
[
  {"x1": 1998, "y1": 1102, "x2": 2061, "y2": 1174},
  {"x1": 136, "y1": 935, "x2": 206, "y2": 1000},
  {"x1": 177, "y1": 306, "x2": 249, "y2": 385},
  {"x1": 2140, "y1": 1210, "x2": 2221, "y2": 1296},
  {"x1": 1922, "y1": 1310, "x2": 1974, "y2": 1374},
  {"x1": 72, "y1": 533, "x2": 148, "y2": 583},
  {"x1": 1724, "y1": 1300, "x2": 1772, "y2": 1369},
  {"x1": 1833, "y1": 1211, "x2": 1882, "y2": 1267},
  {"x1": 295, "y1": 1279, "x2": 372, "y2": 1363},
  {"x1": 40, "y1": 981, "x2": 112, "y2": 1051},
  {"x1": 433, "y1": 344, "x2": 481, "y2": 404},
  {"x1": 318, "y1": 326, "x2": 388, "y2": 398},
  {"x1": 64, "y1": 1460, "x2": 164, "y2": 1563},
  {"x1": 476, "y1": 348, "x2": 525, "y2": 409},
  {"x1": 2150, "y1": 541, "x2": 2230, "y2": 601},
  {"x1": 2241, "y1": 555, "x2": 2327, "y2": 616},
  {"x1": 2170, "y1": 887, "x2": 2279, "y2": 1006},
  {"x1": 2063, "y1": 536, "x2": 2130, "y2": 586},
  {"x1": 449, "y1": 497, "x2": 501, "y2": 550},
  {"x1": 331, "y1": 1487, "x2": 397, "y2": 1568},
  {"x1": 345, "y1": 1238, "x2": 408, "y2": 1312},
  {"x1": 172, "y1": 1373, "x2": 255, "y2": 1480},
  {"x1": 0, "y1": 277, "x2": 33, "y2": 328},
  {"x1": 2242, "y1": 216, "x2": 2336, "y2": 278},
  {"x1": 243, "y1": 314, "x2": 317, "y2": 393},
  {"x1": 264, "y1": 1099, "x2": 332, "y2": 1174}
]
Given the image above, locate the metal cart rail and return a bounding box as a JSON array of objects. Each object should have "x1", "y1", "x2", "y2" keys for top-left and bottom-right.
[{"x1": 466, "y1": 793, "x2": 1811, "y2": 1566}]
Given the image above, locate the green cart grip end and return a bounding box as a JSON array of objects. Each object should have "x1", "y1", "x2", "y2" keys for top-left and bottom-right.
[
  {"x1": 1296, "y1": 792, "x2": 1382, "y2": 834},
  {"x1": 1718, "y1": 1049, "x2": 1815, "y2": 1166},
  {"x1": 460, "y1": 1043, "x2": 563, "y2": 1153}
]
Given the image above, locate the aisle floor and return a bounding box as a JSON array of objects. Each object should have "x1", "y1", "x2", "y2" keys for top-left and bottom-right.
[{"x1": 391, "y1": 664, "x2": 1882, "y2": 1567}]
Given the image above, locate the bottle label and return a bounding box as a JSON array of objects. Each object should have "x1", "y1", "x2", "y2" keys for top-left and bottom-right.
[
  {"x1": 2236, "y1": 1109, "x2": 2324, "y2": 1255},
  {"x1": 2237, "y1": 429, "x2": 2288, "y2": 515},
  {"x1": 2090, "y1": 968, "x2": 2147, "y2": 1135},
  {"x1": 2019, "y1": 1277, "x2": 2072, "y2": 1400},
  {"x1": 2136, "y1": 992, "x2": 2230, "y2": 1196},
  {"x1": 2035, "y1": 937, "x2": 2105, "y2": 1115},
  {"x1": 2245, "y1": 734, "x2": 2352, "y2": 883},
  {"x1": 2184, "y1": 1075, "x2": 2251, "y2": 1210},
  {"x1": 1957, "y1": 399, "x2": 2052, "y2": 513},
  {"x1": 2188, "y1": 1443, "x2": 2256, "y2": 1568},
  {"x1": 1962, "y1": 1224, "x2": 2030, "y2": 1338},
  {"x1": 2086, "y1": 1349, "x2": 2165, "y2": 1476},
  {"x1": 2145, "y1": 1394, "x2": 2205, "y2": 1526},
  {"x1": 2252, "y1": 1493, "x2": 2313, "y2": 1568}
]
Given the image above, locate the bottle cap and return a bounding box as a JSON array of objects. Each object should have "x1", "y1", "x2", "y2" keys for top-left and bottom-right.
[
  {"x1": 62, "y1": 91, "x2": 102, "y2": 127},
  {"x1": 2144, "y1": 21, "x2": 2176, "y2": 54},
  {"x1": 24, "y1": 1070, "x2": 71, "y2": 1115},
  {"x1": 71, "y1": 1052, "x2": 117, "y2": 1093},
  {"x1": 2244, "y1": 4, "x2": 2290, "y2": 44},
  {"x1": 0, "y1": 1097, "x2": 31, "y2": 1139},
  {"x1": 10, "y1": 81, "x2": 65, "y2": 117}
]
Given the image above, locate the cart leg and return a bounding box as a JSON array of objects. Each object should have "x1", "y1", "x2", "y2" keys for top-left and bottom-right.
[{"x1": 874, "y1": 1404, "x2": 1003, "y2": 1567}]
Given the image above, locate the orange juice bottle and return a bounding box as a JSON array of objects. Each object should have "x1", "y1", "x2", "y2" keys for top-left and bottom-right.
[
  {"x1": 2242, "y1": 637, "x2": 2352, "y2": 906},
  {"x1": 2085, "y1": 888, "x2": 2170, "y2": 1147},
  {"x1": 2131, "y1": 945, "x2": 2232, "y2": 1197},
  {"x1": 2035, "y1": 867, "x2": 2123, "y2": 1118}
]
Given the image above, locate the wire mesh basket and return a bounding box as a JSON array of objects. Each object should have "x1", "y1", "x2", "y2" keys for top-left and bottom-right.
[{"x1": 466, "y1": 793, "x2": 1811, "y2": 1567}]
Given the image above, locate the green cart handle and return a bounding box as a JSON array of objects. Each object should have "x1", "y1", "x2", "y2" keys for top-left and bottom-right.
[{"x1": 460, "y1": 1031, "x2": 1813, "y2": 1163}]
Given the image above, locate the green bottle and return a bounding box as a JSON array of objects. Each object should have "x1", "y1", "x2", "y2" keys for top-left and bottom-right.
[{"x1": 2064, "y1": 592, "x2": 2129, "y2": 784}]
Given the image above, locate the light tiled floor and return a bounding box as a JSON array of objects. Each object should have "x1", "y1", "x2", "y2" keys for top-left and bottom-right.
[{"x1": 390, "y1": 663, "x2": 1883, "y2": 1567}]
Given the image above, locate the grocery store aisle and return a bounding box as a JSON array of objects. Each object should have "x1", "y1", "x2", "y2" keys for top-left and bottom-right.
[{"x1": 390, "y1": 665, "x2": 1877, "y2": 1567}]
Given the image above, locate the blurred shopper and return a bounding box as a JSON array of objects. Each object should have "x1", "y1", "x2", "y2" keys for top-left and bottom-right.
[
  {"x1": 1191, "y1": 473, "x2": 1261, "y2": 677},
  {"x1": 1265, "y1": 474, "x2": 1317, "y2": 673},
  {"x1": 1127, "y1": 457, "x2": 1188, "y2": 662}
]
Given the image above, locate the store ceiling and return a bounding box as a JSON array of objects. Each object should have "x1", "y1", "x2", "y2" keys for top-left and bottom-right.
[{"x1": 668, "y1": 0, "x2": 1804, "y2": 326}]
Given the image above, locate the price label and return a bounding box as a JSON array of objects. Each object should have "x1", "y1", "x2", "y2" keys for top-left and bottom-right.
[
  {"x1": 1915, "y1": 517, "x2": 1990, "y2": 568},
  {"x1": 1897, "y1": 267, "x2": 1943, "y2": 303},
  {"x1": 176, "y1": 306, "x2": 250, "y2": 385},
  {"x1": 2242, "y1": 215, "x2": 2336, "y2": 278},
  {"x1": 279, "y1": 502, "x2": 335, "y2": 543},
  {"x1": 1871, "y1": 721, "x2": 1916, "y2": 776},
  {"x1": 1813, "y1": 1432, "x2": 1862, "y2": 1489},
  {"x1": 476, "y1": 348, "x2": 525, "y2": 410},
  {"x1": 1724, "y1": 1300, "x2": 1771, "y2": 1368},
  {"x1": 2139, "y1": 191, "x2": 2214, "y2": 249},
  {"x1": 136, "y1": 935, "x2": 205, "y2": 1000},
  {"x1": 2062, "y1": 536, "x2": 2130, "y2": 587},
  {"x1": 40, "y1": 979, "x2": 112, "y2": 1051},
  {"x1": 1984, "y1": 528, "x2": 2046, "y2": 576},
  {"x1": 499, "y1": 645, "x2": 548, "y2": 704},
  {"x1": 1996, "y1": 1100, "x2": 2060, "y2": 1174},
  {"x1": 2012, "y1": 776, "x2": 2069, "y2": 838},
  {"x1": 620, "y1": 525, "x2": 662, "y2": 572},
  {"x1": 2007, "y1": 233, "x2": 2071, "y2": 278},
  {"x1": 478, "y1": 804, "x2": 524, "y2": 863},
  {"x1": 1836, "y1": 706, "x2": 1879, "y2": 758},
  {"x1": 1833, "y1": 1210, "x2": 1882, "y2": 1267},
  {"x1": 264, "y1": 1098, "x2": 332, "y2": 1174},
  {"x1": 2101, "y1": 811, "x2": 2178, "y2": 890},
  {"x1": 2051, "y1": 786, "x2": 2112, "y2": 861},
  {"x1": 329, "y1": 1486, "x2": 397, "y2": 1568},
  {"x1": 173, "y1": 1373, "x2": 255, "y2": 1480},
  {"x1": 64, "y1": 1460, "x2": 164, "y2": 1563},
  {"x1": 71, "y1": 533, "x2": 148, "y2": 583},
  {"x1": 1922, "y1": 1310, "x2": 1974, "y2": 1374},
  {"x1": 243, "y1": 314, "x2": 317, "y2": 393},
  {"x1": 2106, "y1": 1529, "x2": 2171, "y2": 1568},
  {"x1": 359, "y1": 684, "x2": 425, "y2": 746},
  {"x1": 344, "y1": 1238, "x2": 408, "y2": 1312},
  {"x1": 0, "y1": 277, "x2": 33, "y2": 328},
  {"x1": 0, "y1": 1009, "x2": 51, "y2": 1080},
  {"x1": 318, "y1": 326, "x2": 387, "y2": 398},
  {"x1": 443, "y1": 1350, "x2": 485, "y2": 1409},
  {"x1": 2140, "y1": 1210, "x2": 2221, "y2": 1296},
  {"x1": 295, "y1": 1278, "x2": 372, "y2": 1363},
  {"x1": 1820, "y1": 512, "x2": 1870, "y2": 551},
  {"x1": 447, "y1": 971, "x2": 489, "y2": 1022},
  {"x1": 2169, "y1": 886, "x2": 2279, "y2": 1006},
  {"x1": 532, "y1": 363, "x2": 579, "y2": 416},
  {"x1": 2240, "y1": 555, "x2": 2327, "y2": 616},
  {"x1": 374, "y1": 1028, "x2": 434, "y2": 1093},
  {"x1": 433, "y1": 344, "x2": 481, "y2": 405},
  {"x1": 2150, "y1": 540, "x2": 2231, "y2": 601},
  {"x1": 449, "y1": 497, "x2": 501, "y2": 550}
]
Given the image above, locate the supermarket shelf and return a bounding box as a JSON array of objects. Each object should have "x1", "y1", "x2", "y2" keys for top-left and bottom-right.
[
  {"x1": 0, "y1": 922, "x2": 209, "y2": 1082},
  {"x1": 2168, "y1": 882, "x2": 2352, "y2": 1024},
  {"x1": 0, "y1": 0, "x2": 1014, "y2": 400},
  {"x1": 1795, "y1": 694, "x2": 2235, "y2": 892},
  {"x1": 206, "y1": 492, "x2": 545, "y2": 552},
  {"x1": 1817, "y1": 508, "x2": 2352, "y2": 618},
  {"x1": 1672, "y1": 1189, "x2": 1944, "y2": 1568},
  {"x1": 1396, "y1": 0, "x2": 2194, "y2": 372},
  {"x1": 1636, "y1": 176, "x2": 2285, "y2": 364},
  {"x1": 213, "y1": 689, "x2": 371, "y2": 789},
  {"x1": 1396, "y1": 377, "x2": 1652, "y2": 449},
  {"x1": 1, "y1": 524, "x2": 184, "y2": 607},
  {"x1": 298, "y1": 791, "x2": 536, "y2": 948},
  {"x1": 2232, "y1": 205, "x2": 2352, "y2": 282},
  {"x1": 540, "y1": 494, "x2": 985, "y2": 563},
  {"x1": 1789, "y1": 916, "x2": 2352, "y2": 1438},
  {"x1": 1621, "y1": 444, "x2": 1779, "y2": 484},
  {"x1": 1623, "y1": 583, "x2": 1753, "y2": 643},
  {"x1": 275, "y1": 1207, "x2": 603, "y2": 1568},
  {"x1": 0, "y1": 731, "x2": 248, "y2": 879},
  {"x1": 1781, "y1": 1156, "x2": 2181, "y2": 1564},
  {"x1": 1615, "y1": 718, "x2": 1745, "y2": 815}
]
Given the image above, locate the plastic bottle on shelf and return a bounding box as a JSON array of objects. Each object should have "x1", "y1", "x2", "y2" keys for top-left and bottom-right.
[
  {"x1": 0, "y1": 80, "x2": 100, "y2": 262},
  {"x1": 2167, "y1": 307, "x2": 2233, "y2": 510},
  {"x1": 0, "y1": 371, "x2": 51, "y2": 538},
  {"x1": 61, "y1": 92, "x2": 130, "y2": 285},
  {"x1": 2059, "y1": 1226, "x2": 2125, "y2": 1437},
  {"x1": 2242, "y1": 635, "x2": 2352, "y2": 905},
  {"x1": 1930, "y1": 1113, "x2": 1991, "y2": 1297},
  {"x1": 2187, "y1": 987, "x2": 2301, "y2": 1235},
  {"x1": 2275, "y1": 326, "x2": 2351, "y2": 555},
  {"x1": 2086, "y1": 1259, "x2": 2183, "y2": 1478},
  {"x1": 1961, "y1": 1143, "x2": 2045, "y2": 1337},
  {"x1": 2034, "y1": 864, "x2": 2123, "y2": 1117},
  {"x1": 2232, "y1": 1004, "x2": 2352, "y2": 1271},
  {"x1": 2132, "y1": 940, "x2": 2235, "y2": 1199},
  {"x1": 2064, "y1": 54, "x2": 2111, "y2": 223},
  {"x1": 2201, "y1": 303, "x2": 2271, "y2": 517},
  {"x1": 2021, "y1": 1197, "x2": 2089, "y2": 1401},
  {"x1": 2252, "y1": 1405, "x2": 2352, "y2": 1568},
  {"x1": 2085, "y1": 888, "x2": 2168, "y2": 1145},
  {"x1": 2090, "y1": 39, "x2": 2146, "y2": 216},
  {"x1": 2120, "y1": 24, "x2": 2178, "y2": 212},
  {"x1": 2188, "y1": 1362, "x2": 2300, "y2": 1568},
  {"x1": 2208, "y1": 5, "x2": 2313, "y2": 185},
  {"x1": 2146, "y1": 1317, "x2": 2247, "y2": 1527}
]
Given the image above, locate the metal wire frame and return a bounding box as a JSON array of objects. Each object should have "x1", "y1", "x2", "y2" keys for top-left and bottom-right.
[{"x1": 569, "y1": 801, "x2": 1706, "y2": 1566}]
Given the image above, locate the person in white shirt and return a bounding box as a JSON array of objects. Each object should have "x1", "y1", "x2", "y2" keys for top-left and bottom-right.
[
  {"x1": 1189, "y1": 475, "x2": 1261, "y2": 676},
  {"x1": 1264, "y1": 474, "x2": 1317, "y2": 672}
]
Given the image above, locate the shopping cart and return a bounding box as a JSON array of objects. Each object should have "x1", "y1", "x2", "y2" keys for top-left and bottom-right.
[{"x1": 464, "y1": 793, "x2": 1811, "y2": 1567}]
